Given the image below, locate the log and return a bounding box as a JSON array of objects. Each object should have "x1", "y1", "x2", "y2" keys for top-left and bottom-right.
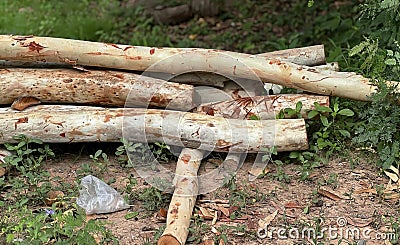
[
  {"x1": 196, "y1": 94, "x2": 330, "y2": 119},
  {"x1": 0, "y1": 105, "x2": 307, "y2": 152},
  {"x1": 1, "y1": 35, "x2": 383, "y2": 101},
  {"x1": 256, "y1": 44, "x2": 326, "y2": 66},
  {"x1": 0, "y1": 44, "x2": 325, "y2": 89},
  {"x1": 0, "y1": 68, "x2": 194, "y2": 111},
  {"x1": 158, "y1": 148, "x2": 203, "y2": 245}
]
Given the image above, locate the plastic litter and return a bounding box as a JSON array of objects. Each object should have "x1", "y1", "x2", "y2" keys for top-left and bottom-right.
[{"x1": 76, "y1": 175, "x2": 129, "y2": 215}]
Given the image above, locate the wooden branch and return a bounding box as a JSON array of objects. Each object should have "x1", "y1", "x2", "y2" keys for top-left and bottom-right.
[
  {"x1": 257, "y1": 44, "x2": 326, "y2": 66},
  {"x1": 0, "y1": 105, "x2": 307, "y2": 152},
  {"x1": 196, "y1": 94, "x2": 330, "y2": 119},
  {"x1": 1, "y1": 35, "x2": 382, "y2": 101},
  {"x1": 0, "y1": 68, "x2": 194, "y2": 111},
  {"x1": 158, "y1": 148, "x2": 203, "y2": 245}
]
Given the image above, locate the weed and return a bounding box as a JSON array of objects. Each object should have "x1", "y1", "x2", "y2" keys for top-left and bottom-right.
[
  {"x1": 132, "y1": 186, "x2": 170, "y2": 213},
  {"x1": 187, "y1": 215, "x2": 209, "y2": 243},
  {"x1": 1, "y1": 135, "x2": 118, "y2": 244},
  {"x1": 3, "y1": 134, "x2": 54, "y2": 174},
  {"x1": 270, "y1": 160, "x2": 291, "y2": 183}
]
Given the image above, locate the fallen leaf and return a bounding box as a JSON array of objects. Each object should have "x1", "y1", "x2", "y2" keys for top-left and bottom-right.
[
  {"x1": 215, "y1": 205, "x2": 230, "y2": 217},
  {"x1": 353, "y1": 188, "x2": 377, "y2": 195},
  {"x1": 284, "y1": 201, "x2": 302, "y2": 209},
  {"x1": 258, "y1": 209, "x2": 278, "y2": 229},
  {"x1": 212, "y1": 209, "x2": 218, "y2": 225},
  {"x1": 0, "y1": 167, "x2": 5, "y2": 177},
  {"x1": 318, "y1": 187, "x2": 342, "y2": 201},
  {"x1": 384, "y1": 165, "x2": 399, "y2": 182},
  {"x1": 347, "y1": 217, "x2": 373, "y2": 227},
  {"x1": 199, "y1": 240, "x2": 214, "y2": 245},
  {"x1": 228, "y1": 206, "x2": 239, "y2": 215},
  {"x1": 158, "y1": 207, "x2": 167, "y2": 218},
  {"x1": 211, "y1": 226, "x2": 220, "y2": 235},
  {"x1": 11, "y1": 97, "x2": 41, "y2": 111},
  {"x1": 0, "y1": 149, "x2": 12, "y2": 163},
  {"x1": 248, "y1": 165, "x2": 269, "y2": 178},
  {"x1": 199, "y1": 206, "x2": 215, "y2": 220}
]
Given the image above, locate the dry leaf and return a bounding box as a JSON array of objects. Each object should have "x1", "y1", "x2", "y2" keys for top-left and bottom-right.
[
  {"x1": 384, "y1": 165, "x2": 399, "y2": 182},
  {"x1": 353, "y1": 188, "x2": 377, "y2": 195},
  {"x1": 0, "y1": 167, "x2": 5, "y2": 177},
  {"x1": 11, "y1": 96, "x2": 41, "y2": 111},
  {"x1": 248, "y1": 165, "x2": 269, "y2": 178},
  {"x1": 199, "y1": 206, "x2": 215, "y2": 220},
  {"x1": 212, "y1": 210, "x2": 218, "y2": 225},
  {"x1": 228, "y1": 206, "x2": 239, "y2": 216},
  {"x1": 0, "y1": 149, "x2": 12, "y2": 163},
  {"x1": 258, "y1": 209, "x2": 278, "y2": 229},
  {"x1": 199, "y1": 240, "x2": 214, "y2": 245},
  {"x1": 284, "y1": 201, "x2": 302, "y2": 209},
  {"x1": 158, "y1": 207, "x2": 167, "y2": 218},
  {"x1": 211, "y1": 226, "x2": 220, "y2": 235},
  {"x1": 318, "y1": 187, "x2": 342, "y2": 201},
  {"x1": 216, "y1": 205, "x2": 230, "y2": 217},
  {"x1": 347, "y1": 217, "x2": 373, "y2": 227}
]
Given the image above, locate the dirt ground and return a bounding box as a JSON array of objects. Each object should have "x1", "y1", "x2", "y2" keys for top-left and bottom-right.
[{"x1": 43, "y1": 150, "x2": 400, "y2": 245}]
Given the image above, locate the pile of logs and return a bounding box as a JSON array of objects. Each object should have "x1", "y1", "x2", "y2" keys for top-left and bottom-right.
[{"x1": 0, "y1": 35, "x2": 385, "y2": 244}]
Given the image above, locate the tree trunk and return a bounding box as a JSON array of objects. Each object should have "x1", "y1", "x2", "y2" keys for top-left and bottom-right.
[
  {"x1": 158, "y1": 148, "x2": 203, "y2": 245},
  {"x1": 196, "y1": 94, "x2": 330, "y2": 119},
  {"x1": 0, "y1": 68, "x2": 194, "y2": 111},
  {"x1": 0, "y1": 105, "x2": 307, "y2": 152},
  {"x1": 0, "y1": 35, "x2": 381, "y2": 101}
]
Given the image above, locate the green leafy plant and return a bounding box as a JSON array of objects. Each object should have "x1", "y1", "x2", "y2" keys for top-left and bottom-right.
[
  {"x1": 307, "y1": 100, "x2": 355, "y2": 157},
  {"x1": 3, "y1": 134, "x2": 55, "y2": 174}
]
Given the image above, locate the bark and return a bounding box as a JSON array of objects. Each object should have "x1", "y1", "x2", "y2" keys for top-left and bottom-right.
[
  {"x1": 0, "y1": 105, "x2": 307, "y2": 152},
  {"x1": 257, "y1": 44, "x2": 326, "y2": 66},
  {"x1": 196, "y1": 94, "x2": 330, "y2": 119},
  {"x1": 0, "y1": 68, "x2": 194, "y2": 111},
  {"x1": 144, "y1": 71, "x2": 228, "y2": 87},
  {"x1": 158, "y1": 148, "x2": 203, "y2": 245},
  {"x1": 0, "y1": 35, "x2": 379, "y2": 101}
]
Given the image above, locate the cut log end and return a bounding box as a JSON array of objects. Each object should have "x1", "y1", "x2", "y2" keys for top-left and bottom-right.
[{"x1": 157, "y1": 235, "x2": 180, "y2": 245}]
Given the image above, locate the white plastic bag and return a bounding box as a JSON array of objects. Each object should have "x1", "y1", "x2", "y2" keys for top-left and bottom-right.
[{"x1": 76, "y1": 175, "x2": 129, "y2": 215}]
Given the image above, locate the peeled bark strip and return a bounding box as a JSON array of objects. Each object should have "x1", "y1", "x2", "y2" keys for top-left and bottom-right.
[
  {"x1": 0, "y1": 105, "x2": 307, "y2": 152},
  {"x1": 158, "y1": 148, "x2": 203, "y2": 245},
  {"x1": 0, "y1": 68, "x2": 194, "y2": 111},
  {"x1": 1, "y1": 35, "x2": 384, "y2": 101},
  {"x1": 196, "y1": 94, "x2": 330, "y2": 119}
]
